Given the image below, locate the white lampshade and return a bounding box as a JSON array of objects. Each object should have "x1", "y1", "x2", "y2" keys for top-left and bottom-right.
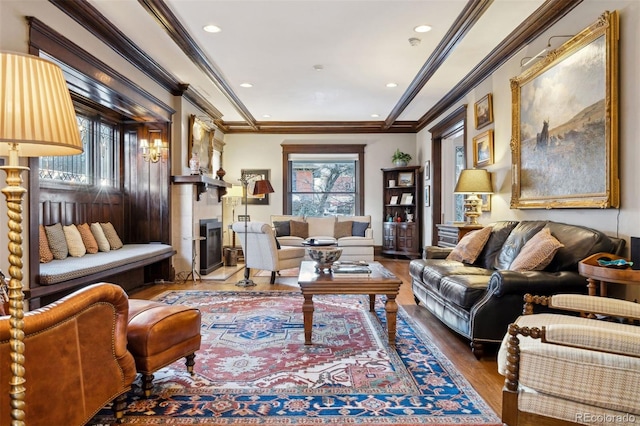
[
  {"x1": 223, "y1": 184, "x2": 244, "y2": 198},
  {"x1": 0, "y1": 52, "x2": 83, "y2": 157}
]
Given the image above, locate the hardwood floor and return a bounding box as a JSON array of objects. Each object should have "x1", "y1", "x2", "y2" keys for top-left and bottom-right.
[{"x1": 130, "y1": 257, "x2": 505, "y2": 417}]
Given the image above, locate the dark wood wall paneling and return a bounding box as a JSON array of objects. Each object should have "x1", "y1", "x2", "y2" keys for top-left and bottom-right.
[{"x1": 27, "y1": 17, "x2": 173, "y2": 288}]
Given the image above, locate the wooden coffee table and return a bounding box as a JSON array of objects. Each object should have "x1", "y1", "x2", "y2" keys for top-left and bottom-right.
[{"x1": 297, "y1": 261, "x2": 402, "y2": 347}]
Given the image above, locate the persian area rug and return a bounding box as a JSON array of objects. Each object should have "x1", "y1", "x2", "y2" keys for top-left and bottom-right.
[
  {"x1": 254, "y1": 267, "x2": 300, "y2": 277},
  {"x1": 90, "y1": 291, "x2": 501, "y2": 425}
]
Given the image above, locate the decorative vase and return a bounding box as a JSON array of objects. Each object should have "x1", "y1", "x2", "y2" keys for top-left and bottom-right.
[{"x1": 189, "y1": 153, "x2": 200, "y2": 175}]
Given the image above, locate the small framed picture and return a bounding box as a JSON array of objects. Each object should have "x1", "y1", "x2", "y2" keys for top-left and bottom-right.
[
  {"x1": 424, "y1": 160, "x2": 430, "y2": 181},
  {"x1": 481, "y1": 194, "x2": 491, "y2": 211},
  {"x1": 389, "y1": 195, "x2": 399, "y2": 205},
  {"x1": 398, "y1": 172, "x2": 414, "y2": 186},
  {"x1": 474, "y1": 93, "x2": 493, "y2": 129},
  {"x1": 400, "y1": 193, "x2": 413, "y2": 205},
  {"x1": 425, "y1": 185, "x2": 431, "y2": 207},
  {"x1": 473, "y1": 130, "x2": 494, "y2": 167}
]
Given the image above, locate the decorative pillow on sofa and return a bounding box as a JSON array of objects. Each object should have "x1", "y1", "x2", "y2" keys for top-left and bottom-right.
[
  {"x1": 273, "y1": 221, "x2": 291, "y2": 237},
  {"x1": 77, "y1": 223, "x2": 99, "y2": 254},
  {"x1": 352, "y1": 221, "x2": 369, "y2": 237},
  {"x1": 101, "y1": 222, "x2": 124, "y2": 250},
  {"x1": 334, "y1": 220, "x2": 353, "y2": 239},
  {"x1": 290, "y1": 220, "x2": 309, "y2": 239},
  {"x1": 446, "y1": 226, "x2": 493, "y2": 264},
  {"x1": 44, "y1": 223, "x2": 68, "y2": 260},
  {"x1": 91, "y1": 222, "x2": 111, "y2": 252},
  {"x1": 509, "y1": 227, "x2": 564, "y2": 271},
  {"x1": 63, "y1": 224, "x2": 87, "y2": 257},
  {"x1": 39, "y1": 224, "x2": 54, "y2": 263}
]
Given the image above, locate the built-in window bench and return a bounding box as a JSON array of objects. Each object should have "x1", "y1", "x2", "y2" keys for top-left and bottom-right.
[{"x1": 31, "y1": 243, "x2": 175, "y2": 308}]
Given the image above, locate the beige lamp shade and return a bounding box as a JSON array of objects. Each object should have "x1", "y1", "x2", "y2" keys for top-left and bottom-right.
[
  {"x1": 0, "y1": 52, "x2": 83, "y2": 157},
  {"x1": 223, "y1": 184, "x2": 244, "y2": 198},
  {"x1": 454, "y1": 169, "x2": 493, "y2": 194}
]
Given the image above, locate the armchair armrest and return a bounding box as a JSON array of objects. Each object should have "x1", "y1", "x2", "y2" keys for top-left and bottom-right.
[
  {"x1": 544, "y1": 324, "x2": 640, "y2": 358},
  {"x1": 489, "y1": 270, "x2": 587, "y2": 297},
  {"x1": 424, "y1": 245, "x2": 452, "y2": 259},
  {"x1": 524, "y1": 293, "x2": 640, "y2": 320}
]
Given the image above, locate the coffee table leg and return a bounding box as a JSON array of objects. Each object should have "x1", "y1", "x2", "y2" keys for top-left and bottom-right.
[
  {"x1": 369, "y1": 294, "x2": 375, "y2": 312},
  {"x1": 385, "y1": 294, "x2": 398, "y2": 347},
  {"x1": 303, "y1": 293, "x2": 314, "y2": 345}
]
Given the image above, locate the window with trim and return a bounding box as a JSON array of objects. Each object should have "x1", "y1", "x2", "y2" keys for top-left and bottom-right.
[
  {"x1": 39, "y1": 110, "x2": 120, "y2": 188},
  {"x1": 283, "y1": 145, "x2": 365, "y2": 216}
]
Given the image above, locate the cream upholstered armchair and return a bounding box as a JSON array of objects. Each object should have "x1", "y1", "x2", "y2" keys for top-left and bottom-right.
[
  {"x1": 232, "y1": 221, "x2": 305, "y2": 283},
  {"x1": 498, "y1": 293, "x2": 640, "y2": 426}
]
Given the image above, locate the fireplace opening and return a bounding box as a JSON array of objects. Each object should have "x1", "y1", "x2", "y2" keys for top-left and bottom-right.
[{"x1": 199, "y1": 218, "x2": 223, "y2": 274}]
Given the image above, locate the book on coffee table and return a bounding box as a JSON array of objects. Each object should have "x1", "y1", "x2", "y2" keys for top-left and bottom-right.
[{"x1": 331, "y1": 264, "x2": 372, "y2": 278}]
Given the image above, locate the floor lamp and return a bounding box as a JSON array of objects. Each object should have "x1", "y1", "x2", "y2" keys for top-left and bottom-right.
[
  {"x1": 0, "y1": 52, "x2": 83, "y2": 425},
  {"x1": 222, "y1": 185, "x2": 243, "y2": 247},
  {"x1": 236, "y1": 173, "x2": 274, "y2": 287}
]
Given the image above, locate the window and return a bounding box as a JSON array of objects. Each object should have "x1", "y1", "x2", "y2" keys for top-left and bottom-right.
[
  {"x1": 283, "y1": 145, "x2": 365, "y2": 216},
  {"x1": 39, "y1": 111, "x2": 120, "y2": 188}
]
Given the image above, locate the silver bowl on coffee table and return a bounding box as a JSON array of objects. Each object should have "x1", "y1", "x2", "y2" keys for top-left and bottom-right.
[{"x1": 306, "y1": 246, "x2": 343, "y2": 273}]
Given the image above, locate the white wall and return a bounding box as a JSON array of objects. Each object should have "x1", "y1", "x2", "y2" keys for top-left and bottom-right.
[
  {"x1": 417, "y1": 0, "x2": 640, "y2": 300},
  {"x1": 223, "y1": 133, "x2": 417, "y2": 246}
]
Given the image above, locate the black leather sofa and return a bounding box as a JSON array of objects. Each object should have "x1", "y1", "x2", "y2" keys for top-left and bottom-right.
[{"x1": 409, "y1": 220, "x2": 625, "y2": 358}]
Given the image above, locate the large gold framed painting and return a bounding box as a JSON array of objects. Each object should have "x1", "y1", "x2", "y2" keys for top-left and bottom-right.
[{"x1": 510, "y1": 11, "x2": 619, "y2": 209}]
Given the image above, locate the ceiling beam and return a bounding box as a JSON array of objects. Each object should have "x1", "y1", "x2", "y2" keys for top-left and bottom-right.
[
  {"x1": 382, "y1": 0, "x2": 494, "y2": 130},
  {"x1": 138, "y1": 0, "x2": 258, "y2": 130},
  {"x1": 415, "y1": 0, "x2": 583, "y2": 131}
]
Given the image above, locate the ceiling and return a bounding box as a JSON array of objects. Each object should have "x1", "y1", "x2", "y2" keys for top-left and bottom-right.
[{"x1": 63, "y1": 0, "x2": 580, "y2": 133}]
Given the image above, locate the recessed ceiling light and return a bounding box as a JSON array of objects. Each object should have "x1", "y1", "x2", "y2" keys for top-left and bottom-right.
[
  {"x1": 386, "y1": 83, "x2": 398, "y2": 88},
  {"x1": 203, "y1": 24, "x2": 221, "y2": 33},
  {"x1": 414, "y1": 25, "x2": 432, "y2": 33},
  {"x1": 371, "y1": 114, "x2": 380, "y2": 118},
  {"x1": 239, "y1": 83, "x2": 253, "y2": 88},
  {"x1": 262, "y1": 114, "x2": 271, "y2": 118}
]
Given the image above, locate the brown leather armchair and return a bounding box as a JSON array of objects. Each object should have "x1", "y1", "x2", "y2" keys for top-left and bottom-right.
[{"x1": 0, "y1": 283, "x2": 137, "y2": 425}]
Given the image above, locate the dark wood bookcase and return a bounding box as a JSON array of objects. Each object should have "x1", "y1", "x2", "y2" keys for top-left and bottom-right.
[{"x1": 381, "y1": 165, "x2": 422, "y2": 258}]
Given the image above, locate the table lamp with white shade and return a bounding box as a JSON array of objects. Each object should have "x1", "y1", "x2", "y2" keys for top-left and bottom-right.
[{"x1": 1, "y1": 52, "x2": 83, "y2": 425}]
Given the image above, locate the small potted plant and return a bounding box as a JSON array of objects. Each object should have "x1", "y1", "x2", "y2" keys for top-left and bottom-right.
[{"x1": 392, "y1": 149, "x2": 412, "y2": 167}]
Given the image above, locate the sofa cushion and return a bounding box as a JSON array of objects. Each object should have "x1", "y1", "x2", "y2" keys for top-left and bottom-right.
[
  {"x1": 39, "y1": 225, "x2": 54, "y2": 263},
  {"x1": 77, "y1": 223, "x2": 99, "y2": 254},
  {"x1": 306, "y1": 216, "x2": 336, "y2": 238},
  {"x1": 63, "y1": 224, "x2": 87, "y2": 258},
  {"x1": 494, "y1": 221, "x2": 547, "y2": 270},
  {"x1": 509, "y1": 227, "x2": 564, "y2": 271},
  {"x1": 545, "y1": 221, "x2": 619, "y2": 272},
  {"x1": 290, "y1": 220, "x2": 309, "y2": 239},
  {"x1": 334, "y1": 220, "x2": 352, "y2": 239},
  {"x1": 439, "y1": 274, "x2": 493, "y2": 310},
  {"x1": 477, "y1": 221, "x2": 519, "y2": 269},
  {"x1": 273, "y1": 220, "x2": 291, "y2": 237},
  {"x1": 352, "y1": 221, "x2": 369, "y2": 237},
  {"x1": 446, "y1": 226, "x2": 492, "y2": 264},
  {"x1": 45, "y1": 223, "x2": 69, "y2": 260},
  {"x1": 91, "y1": 222, "x2": 111, "y2": 252}
]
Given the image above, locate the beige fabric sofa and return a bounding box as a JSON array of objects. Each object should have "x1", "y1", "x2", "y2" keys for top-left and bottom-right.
[{"x1": 270, "y1": 215, "x2": 374, "y2": 262}]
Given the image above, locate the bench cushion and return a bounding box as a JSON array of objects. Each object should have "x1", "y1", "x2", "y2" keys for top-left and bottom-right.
[{"x1": 39, "y1": 244, "x2": 174, "y2": 285}]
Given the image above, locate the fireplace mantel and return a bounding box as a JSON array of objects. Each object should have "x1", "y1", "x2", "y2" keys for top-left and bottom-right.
[{"x1": 172, "y1": 175, "x2": 231, "y2": 201}]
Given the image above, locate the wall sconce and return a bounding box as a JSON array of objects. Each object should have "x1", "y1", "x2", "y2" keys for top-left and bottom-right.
[
  {"x1": 520, "y1": 35, "x2": 574, "y2": 68},
  {"x1": 140, "y1": 132, "x2": 167, "y2": 163}
]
